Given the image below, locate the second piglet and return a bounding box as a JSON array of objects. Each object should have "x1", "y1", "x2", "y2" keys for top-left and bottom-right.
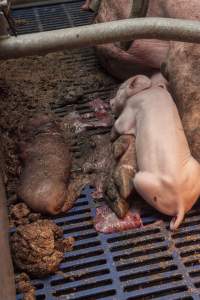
[
  {"x1": 18, "y1": 114, "x2": 71, "y2": 215},
  {"x1": 110, "y1": 74, "x2": 200, "y2": 230}
]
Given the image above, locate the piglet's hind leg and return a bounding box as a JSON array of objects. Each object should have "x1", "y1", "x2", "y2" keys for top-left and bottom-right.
[
  {"x1": 133, "y1": 171, "x2": 184, "y2": 230},
  {"x1": 133, "y1": 171, "x2": 161, "y2": 208}
]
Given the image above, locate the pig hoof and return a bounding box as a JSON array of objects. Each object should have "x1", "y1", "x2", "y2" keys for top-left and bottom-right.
[{"x1": 105, "y1": 196, "x2": 129, "y2": 219}]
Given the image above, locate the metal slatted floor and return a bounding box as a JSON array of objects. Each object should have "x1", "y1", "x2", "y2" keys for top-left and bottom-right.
[{"x1": 10, "y1": 1, "x2": 200, "y2": 299}]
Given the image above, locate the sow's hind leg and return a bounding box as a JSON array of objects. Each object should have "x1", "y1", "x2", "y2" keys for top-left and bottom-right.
[{"x1": 133, "y1": 171, "x2": 184, "y2": 230}]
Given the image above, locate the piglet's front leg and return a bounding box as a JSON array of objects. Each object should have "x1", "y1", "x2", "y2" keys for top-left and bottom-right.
[
  {"x1": 105, "y1": 135, "x2": 137, "y2": 218},
  {"x1": 105, "y1": 177, "x2": 130, "y2": 219},
  {"x1": 113, "y1": 135, "x2": 137, "y2": 200},
  {"x1": 111, "y1": 107, "x2": 136, "y2": 142}
]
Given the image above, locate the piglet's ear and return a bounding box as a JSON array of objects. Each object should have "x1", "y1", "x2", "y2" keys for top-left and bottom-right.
[{"x1": 127, "y1": 75, "x2": 151, "y2": 97}]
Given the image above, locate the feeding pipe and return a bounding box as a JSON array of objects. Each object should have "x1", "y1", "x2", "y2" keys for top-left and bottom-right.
[{"x1": 0, "y1": 17, "x2": 200, "y2": 59}]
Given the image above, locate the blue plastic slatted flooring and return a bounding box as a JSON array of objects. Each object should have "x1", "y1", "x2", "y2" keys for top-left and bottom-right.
[
  {"x1": 11, "y1": 1, "x2": 200, "y2": 299},
  {"x1": 15, "y1": 186, "x2": 200, "y2": 300}
]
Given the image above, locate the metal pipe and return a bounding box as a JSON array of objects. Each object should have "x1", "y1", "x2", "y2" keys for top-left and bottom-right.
[
  {"x1": 0, "y1": 154, "x2": 16, "y2": 300},
  {"x1": 1, "y1": 17, "x2": 200, "y2": 59}
]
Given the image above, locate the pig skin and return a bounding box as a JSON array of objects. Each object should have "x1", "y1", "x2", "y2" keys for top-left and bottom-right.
[
  {"x1": 17, "y1": 114, "x2": 72, "y2": 215},
  {"x1": 110, "y1": 74, "x2": 200, "y2": 230},
  {"x1": 94, "y1": 0, "x2": 168, "y2": 80},
  {"x1": 164, "y1": 42, "x2": 200, "y2": 163},
  {"x1": 81, "y1": 0, "x2": 92, "y2": 11},
  {"x1": 160, "y1": 0, "x2": 200, "y2": 20},
  {"x1": 81, "y1": 0, "x2": 100, "y2": 12},
  {"x1": 85, "y1": 0, "x2": 200, "y2": 80}
]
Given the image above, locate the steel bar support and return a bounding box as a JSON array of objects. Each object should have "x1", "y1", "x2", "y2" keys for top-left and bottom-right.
[{"x1": 0, "y1": 17, "x2": 200, "y2": 59}]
